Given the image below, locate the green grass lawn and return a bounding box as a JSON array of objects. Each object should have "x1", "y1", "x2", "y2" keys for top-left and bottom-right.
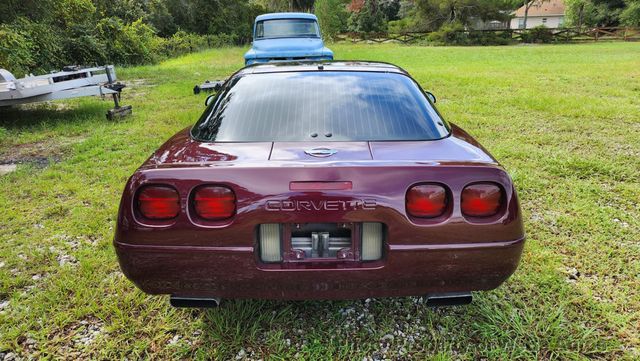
[{"x1": 0, "y1": 42, "x2": 639, "y2": 360}]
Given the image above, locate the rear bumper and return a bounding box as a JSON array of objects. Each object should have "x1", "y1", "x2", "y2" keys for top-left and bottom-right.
[{"x1": 115, "y1": 237, "x2": 524, "y2": 300}]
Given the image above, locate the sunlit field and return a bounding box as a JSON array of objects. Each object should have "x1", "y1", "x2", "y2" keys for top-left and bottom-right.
[{"x1": 1, "y1": 42, "x2": 639, "y2": 359}]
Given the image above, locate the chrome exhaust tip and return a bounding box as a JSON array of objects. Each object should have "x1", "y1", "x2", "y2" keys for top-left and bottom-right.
[
  {"x1": 170, "y1": 296, "x2": 221, "y2": 308},
  {"x1": 425, "y1": 292, "x2": 472, "y2": 307}
]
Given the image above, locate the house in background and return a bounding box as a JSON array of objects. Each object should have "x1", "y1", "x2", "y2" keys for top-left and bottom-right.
[
  {"x1": 511, "y1": 0, "x2": 566, "y2": 29},
  {"x1": 470, "y1": 18, "x2": 510, "y2": 30}
]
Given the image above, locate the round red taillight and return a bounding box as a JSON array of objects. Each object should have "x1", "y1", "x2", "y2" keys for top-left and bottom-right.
[
  {"x1": 406, "y1": 184, "x2": 448, "y2": 218},
  {"x1": 193, "y1": 186, "x2": 236, "y2": 220},
  {"x1": 137, "y1": 186, "x2": 180, "y2": 220},
  {"x1": 461, "y1": 183, "x2": 503, "y2": 217}
]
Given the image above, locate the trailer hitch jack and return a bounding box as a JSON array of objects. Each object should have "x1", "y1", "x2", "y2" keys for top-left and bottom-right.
[{"x1": 105, "y1": 68, "x2": 132, "y2": 120}]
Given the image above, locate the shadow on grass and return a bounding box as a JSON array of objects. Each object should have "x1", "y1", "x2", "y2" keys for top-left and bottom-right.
[
  {"x1": 194, "y1": 297, "x2": 471, "y2": 358},
  {"x1": 0, "y1": 101, "x2": 110, "y2": 131}
]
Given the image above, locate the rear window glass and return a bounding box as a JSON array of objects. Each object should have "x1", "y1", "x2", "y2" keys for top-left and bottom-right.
[
  {"x1": 255, "y1": 19, "x2": 320, "y2": 39},
  {"x1": 192, "y1": 71, "x2": 449, "y2": 142}
]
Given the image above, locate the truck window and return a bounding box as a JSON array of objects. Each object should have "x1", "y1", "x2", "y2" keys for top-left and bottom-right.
[{"x1": 255, "y1": 19, "x2": 320, "y2": 39}]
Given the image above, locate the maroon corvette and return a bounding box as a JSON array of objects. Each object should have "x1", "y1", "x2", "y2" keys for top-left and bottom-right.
[{"x1": 114, "y1": 61, "x2": 525, "y2": 307}]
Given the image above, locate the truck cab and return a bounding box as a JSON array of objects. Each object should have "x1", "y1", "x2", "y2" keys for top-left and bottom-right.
[{"x1": 244, "y1": 13, "x2": 334, "y2": 65}]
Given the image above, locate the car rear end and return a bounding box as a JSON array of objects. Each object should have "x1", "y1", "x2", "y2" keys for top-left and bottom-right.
[
  {"x1": 114, "y1": 63, "x2": 525, "y2": 302},
  {"x1": 115, "y1": 161, "x2": 523, "y2": 301}
]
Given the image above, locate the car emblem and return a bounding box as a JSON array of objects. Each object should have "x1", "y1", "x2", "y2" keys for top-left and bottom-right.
[{"x1": 304, "y1": 148, "x2": 338, "y2": 158}]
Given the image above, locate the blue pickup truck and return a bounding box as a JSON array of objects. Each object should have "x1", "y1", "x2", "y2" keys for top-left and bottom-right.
[
  {"x1": 244, "y1": 13, "x2": 334, "y2": 65},
  {"x1": 194, "y1": 13, "x2": 334, "y2": 94}
]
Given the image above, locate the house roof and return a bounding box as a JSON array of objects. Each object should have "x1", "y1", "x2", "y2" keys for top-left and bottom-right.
[{"x1": 514, "y1": 0, "x2": 566, "y2": 17}]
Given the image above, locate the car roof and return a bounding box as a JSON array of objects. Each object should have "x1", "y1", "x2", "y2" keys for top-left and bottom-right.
[
  {"x1": 236, "y1": 61, "x2": 409, "y2": 77},
  {"x1": 255, "y1": 12, "x2": 318, "y2": 22}
]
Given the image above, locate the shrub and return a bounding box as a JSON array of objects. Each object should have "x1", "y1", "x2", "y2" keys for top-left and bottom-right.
[
  {"x1": 54, "y1": 0, "x2": 96, "y2": 28},
  {"x1": 522, "y1": 25, "x2": 554, "y2": 43},
  {"x1": 9, "y1": 18, "x2": 66, "y2": 73},
  {"x1": 157, "y1": 32, "x2": 236, "y2": 59},
  {"x1": 467, "y1": 30, "x2": 513, "y2": 46},
  {"x1": 388, "y1": 17, "x2": 414, "y2": 33},
  {"x1": 0, "y1": 24, "x2": 34, "y2": 75},
  {"x1": 427, "y1": 22, "x2": 468, "y2": 45},
  {"x1": 63, "y1": 24, "x2": 108, "y2": 66},
  {"x1": 97, "y1": 18, "x2": 159, "y2": 65},
  {"x1": 161, "y1": 31, "x2": 205, "y2": 57},
  {"x1": 0, "y1": 0, "x2": 257, "y2": 74},
  {"x1": 205, "y1": 34, "x2": 238, "y2": 48}
]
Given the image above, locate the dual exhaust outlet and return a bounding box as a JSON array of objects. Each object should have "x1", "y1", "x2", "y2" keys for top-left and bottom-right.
[
  {"x1": 169, "y1": 292, "x2": 472, "y2": 308},
  {"x1": 170, "y1": 296, "x2": 221, "y2": 308}
]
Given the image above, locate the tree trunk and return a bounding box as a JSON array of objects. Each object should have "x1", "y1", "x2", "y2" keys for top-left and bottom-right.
[
  {"x1": 578, "y1": 4, "x2": 584, "y2": 28},
  {"x1": 524, "y1": 2, "x2": 530, "y2": 29}
]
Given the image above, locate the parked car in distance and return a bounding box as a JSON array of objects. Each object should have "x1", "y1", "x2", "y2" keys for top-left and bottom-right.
[
  {"x1": 243, "y1": 13, "x2": 334, "y2": 65},
  {"x1": 114, "y1": 61, "x2": 525, "y2": 308}
]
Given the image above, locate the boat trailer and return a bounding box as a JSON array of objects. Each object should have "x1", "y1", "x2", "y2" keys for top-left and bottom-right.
[{"x1": 0, "y1": 65, "x2": 132, "y2": 120}]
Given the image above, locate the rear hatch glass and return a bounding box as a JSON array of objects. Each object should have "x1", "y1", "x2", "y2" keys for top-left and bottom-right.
[{"x1": 192, "y1": 71, "x2": 449, "y2": 142}]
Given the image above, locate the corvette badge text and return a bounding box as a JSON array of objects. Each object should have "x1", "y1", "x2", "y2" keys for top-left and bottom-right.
[{"x1": 265, "y1": 199, "x2": 377, "y2": 211}]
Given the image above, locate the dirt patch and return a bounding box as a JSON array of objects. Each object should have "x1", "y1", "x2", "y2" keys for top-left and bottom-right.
[
  {"x1": 123, "y1": 79, "x2": 151, "y2": 87},
  {"x1": 122, "y1": 78, "x2": 154, "y2": 98},
  {"x1": 0, "y1": 136, "x2": 85, "y2": 168},
  {"x1": 0, "y1": 164, "x2": 16, "y2": 175},
  {"x1": 19, "y1": 102, "x2": 77, "y2": 112}
]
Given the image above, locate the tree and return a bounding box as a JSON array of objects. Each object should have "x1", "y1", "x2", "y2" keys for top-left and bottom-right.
[
  {"x1": 380, "y1": 0, "x2": 401, "y2": 21},
  {"x1": 620, "y1": 0, "x2": 640, "y2": 25},
  {"x1": 315, "y1": 0, "x2": 349, "y2": 39},
  {"x1": 1, "y1": 0, "x2": 274, "y2": 74},
  {"x1": 564, "y1": 0, "x2": 628, "y2": 26},
  {"x1": 146, "y1": 0, "x2": 176, "y2": 37},
  {"x1": 93, "y1": 0, "x2": 146, "y2": 24},
  {"x1": 414, "y1": 0, "x2": 516, "y2": 31},
  {"x1": 0, "y1": 0, "x2": 57, "y2": 24},
  {"x1": 348, "y1": 0, "x2": 387, "y2": 32},
  {"x1": 398, "y1": 0, "x2": 417, "y2": 18},
  {"x1": 254, "y1": 0, "x2": 316, "y2": 11},
  {"x1": 294, "y1": 0, "x2": 317, "y2": 10}
]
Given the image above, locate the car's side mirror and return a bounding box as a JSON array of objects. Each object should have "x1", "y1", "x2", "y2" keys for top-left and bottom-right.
[
  {"x1": 425, "y1": 91, "x2": 437, "y2": 103},
  {"x1": 205, "y1": 94, "x2": 216, "y2": 107}
]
